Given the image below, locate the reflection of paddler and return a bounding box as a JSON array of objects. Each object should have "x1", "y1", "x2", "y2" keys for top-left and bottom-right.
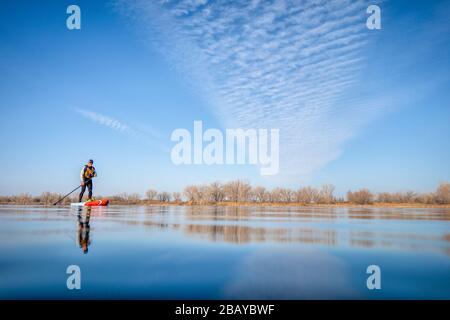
[{"x1": 77, "y1": 209, "x2": 91, "y2": 254}]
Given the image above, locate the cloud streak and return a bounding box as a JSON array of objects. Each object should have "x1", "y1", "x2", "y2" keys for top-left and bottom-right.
[
  {"x1": 74, "y1": 108, "x2": 169, "y2": 151},
  {"x1": 75, "y1": 108, "x2": 130, "y2": 133}
]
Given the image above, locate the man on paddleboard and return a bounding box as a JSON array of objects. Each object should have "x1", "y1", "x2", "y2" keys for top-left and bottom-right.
[{"x1": 79, "y1": 159, "x2": 97, "y2": 202}]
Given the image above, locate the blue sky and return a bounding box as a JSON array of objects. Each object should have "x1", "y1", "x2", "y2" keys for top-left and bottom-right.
[{"x1": 0, "y1": 0, "x2": 449, "y2": 196}]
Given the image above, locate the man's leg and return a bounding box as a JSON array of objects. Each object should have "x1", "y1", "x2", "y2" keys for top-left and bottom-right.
[
  {"x1": 87, "y1": 180, "x2": 93, "y2": 199},
  {"x1": 79, "y1": 184, "x2": 87, "y2": 202}
]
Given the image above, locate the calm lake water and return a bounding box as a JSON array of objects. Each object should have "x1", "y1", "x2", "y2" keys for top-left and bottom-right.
[{"x1": 0, "y1": 205, "x2": 449, "y2": 299}]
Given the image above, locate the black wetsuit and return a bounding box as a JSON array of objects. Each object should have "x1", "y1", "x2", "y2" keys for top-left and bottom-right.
[{"x1": 79, "y1": 179, "x2": 93, "y2": 202}]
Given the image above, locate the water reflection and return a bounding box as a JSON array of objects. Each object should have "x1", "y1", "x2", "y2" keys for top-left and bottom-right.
[
  {"x1": 129, "y1": 205, "x2": 450, "y2": 255},
  {"x1": 2, "y1": 205, "x2": 449, "y2": 255},
  {"x1": 76, "y1": 207, "x2": 91, "y2": 254},
  {"x1": 0, "y1": 205, "x2": 449, "y2": 299}
]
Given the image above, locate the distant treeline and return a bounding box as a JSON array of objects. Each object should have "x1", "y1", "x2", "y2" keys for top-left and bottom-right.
[{"x1": 1, "y1": 181, "x2": 449, "y2": 206}]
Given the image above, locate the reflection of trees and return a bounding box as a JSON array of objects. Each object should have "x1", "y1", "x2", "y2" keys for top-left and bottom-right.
[
  {"x1": 180, "y1": 223, "x2": 450, "y2": 256},
  {"x1": 184, "y1": 224, "x2": 337, "y2": 245}
]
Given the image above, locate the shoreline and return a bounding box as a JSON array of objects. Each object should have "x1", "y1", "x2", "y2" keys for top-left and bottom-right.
[
  {"x1": 136, "y1": 202, "x2": 450, "y2": 209},
  {"x1": 2, "y1": 182, "x2": 448, "y2": 209},
  {"x1": 1, "y1": 201, "x2": 450, "y2": 209}
]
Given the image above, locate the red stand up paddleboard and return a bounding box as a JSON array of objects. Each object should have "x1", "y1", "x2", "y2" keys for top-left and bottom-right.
[
  {"x1": 71, "y1": 199, "x2": 110, "y2": 207},
  {"x1": 84, "y1": 199, "x2": 109, "y2": 206}
]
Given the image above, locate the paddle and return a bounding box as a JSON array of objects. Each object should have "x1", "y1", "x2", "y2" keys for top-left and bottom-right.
[{"x1": 53, "y1": 178, "x2": 92, "y2": 205}]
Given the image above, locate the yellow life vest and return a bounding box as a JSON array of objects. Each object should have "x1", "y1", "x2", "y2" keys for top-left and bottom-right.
[{"x1": 83, "y1": 165, "x2": 96, "y2": 179}]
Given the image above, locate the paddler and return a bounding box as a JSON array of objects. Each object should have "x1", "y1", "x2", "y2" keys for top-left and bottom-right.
[{"x1": 79, "y1": 159, "x2": 97, "y2": 202}]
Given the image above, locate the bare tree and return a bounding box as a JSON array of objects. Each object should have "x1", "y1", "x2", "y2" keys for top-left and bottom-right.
[
  {"x1": 436, "y1": 182, "x2": 450, "y2": 204},
  {"x1": 318, "y1": 184, "x2": 335, "y2": 204},
  {"x1": 183, "y1": 185, "x2": 198, "y2": 203},
  {"x1": 172, "y1": 192, "x2": 182, "y2": 202},
  {"x1": 127, "y1": 193, "x2": 141, "y2": 204},
  {"x1": 270, "y1": 188, "x2": 293, "y2": 202},
  {"x1": 377, "y1": 192, "x2": 393, "y2": 203},
  {"x1": 207, "y1": 182, "x2": 225, "y2": 202},
  {"x1": 415, "y1": 192, "x2": 436, "y2": 204},
  {"x1": 238, "y1": 181, "x2": 252, "y2": 202},
  {"x1": 404, "y1": 191, "x2": 418, "y2": 203},
  {"x1": 16, "y1": 193, "x2": 33, "y2": 205},
  {"x1": 347, "y1": 189, "x2": 373, "y2": 204},
  {"x1": 224, "y1": 181, "x2": 238, "y2": 202},
  {"x1": 158, "y1": 191, "x2": 171, "y2": 202},
  {"x1": 146, "y1": 189, "x2": 158, "y2": 201},
  {"x1": 183, "y1": 185, "x2": 208, "y2": 204},
  {"x1": 196, "y1": 185, "x2": 209, "y2": 204},
  {"x1": 40, "y1": 192, "x2": 61, "y2": 205},
  {"x1": 294, "y1": 187, "x2": 320, "y2": 203},
  {"x1": 224, "y1": 180, "x2": 251, "y2": 202},
  {"x1": 269, "y1": 188, "x2": 281, "y2": 202},
  {"x1": 252, "y1": 186, "x2": 267, "y2": 202},
  {"x1": 111, "y1": 193, "x2": 141, "y2": 204}
]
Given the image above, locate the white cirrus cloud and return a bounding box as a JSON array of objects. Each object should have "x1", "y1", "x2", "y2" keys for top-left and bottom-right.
[{"x1": 115, "y1": 0, "x2": 435, "y2": 181}]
